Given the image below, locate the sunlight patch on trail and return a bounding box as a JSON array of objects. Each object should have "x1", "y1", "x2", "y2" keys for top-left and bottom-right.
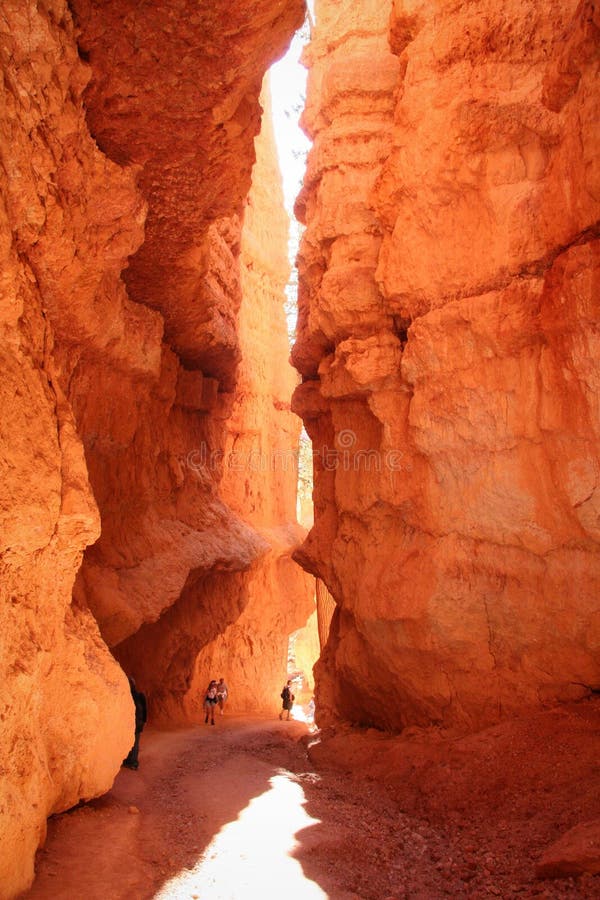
[
  {"x1": 154, "y1": 773, "x2": 326, "y2": 899},
  {"x1": 291, "y1": 701, "x2": 318, "y2": 733}
]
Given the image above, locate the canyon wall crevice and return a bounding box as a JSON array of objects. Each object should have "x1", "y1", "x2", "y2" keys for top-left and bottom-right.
[
  {"x1": 293, "y1": 0, "x2": 600, "y2": 733},
  {"x1": 1, "y1": 1, "x2": 311, "y2": 895},
  {"x1": 69, "y1": 0, "x2": 307, "y2": 656}
]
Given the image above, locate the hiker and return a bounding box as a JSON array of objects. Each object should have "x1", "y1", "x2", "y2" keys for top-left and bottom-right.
[
  {"x1": 279, "y1": 679, "x2": 295, "y2": 720},
  {"x1": 216, "y1": 677, "x2": 229, "y2": 715},
  {"x1": 204, "y1": 680, "x2": 218, "y2": 725},
  {"x1": 122, "y1": 677, "x2": 147, "y2": 770}
]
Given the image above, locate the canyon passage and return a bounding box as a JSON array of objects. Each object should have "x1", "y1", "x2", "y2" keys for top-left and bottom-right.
[
  {"x1": 1, "y1": 0, "x2": 600, "y2": 897},
  {"x1": 23, "y1": 706, "x2": 600, "y2": 899}
]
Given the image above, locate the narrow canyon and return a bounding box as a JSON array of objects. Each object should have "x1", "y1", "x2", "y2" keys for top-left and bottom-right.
[{"x1": 1, "y1": 0, "x2": 599, "y2": 897}]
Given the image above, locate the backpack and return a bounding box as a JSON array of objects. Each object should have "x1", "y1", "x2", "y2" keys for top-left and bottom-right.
[{"x1": 281, "y1": 686, "x2": 290, "y2": 701}]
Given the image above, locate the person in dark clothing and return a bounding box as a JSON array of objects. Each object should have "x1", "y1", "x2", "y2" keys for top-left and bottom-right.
[
  {"x1": 279, "y1": 680, "x2": 295, "y2": 721},
  {"x1": 122, "y1": 677, "x2": 147, "y2": 770}
]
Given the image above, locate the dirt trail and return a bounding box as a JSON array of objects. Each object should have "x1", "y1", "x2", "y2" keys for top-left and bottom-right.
[{"x1": 24, "y1": 706, "x2": 600, "y2": 899}]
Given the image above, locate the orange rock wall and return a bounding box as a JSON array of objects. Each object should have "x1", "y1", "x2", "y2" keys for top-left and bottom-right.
[
  {"x1": 116, "y1": 85, "x2": 315, "y2": 721},
  {"x1": 0, "y1": 4, "x2": 138, "y2": 894},
  {"x1": 188, "y1": 85, "x2": 315, "y2": 718},
  {"x1": 69, "y1": 0, "x2": 305, "y2": 657},
  {"x1": 1, "y1": 0, "x2": 306, "y2": 895},
  {"x1": 293, "y1": 609, "x2": 320, "y2": 694},
  {"x1": 293, "y1": 0, "x2": 600, "y2": 732}
]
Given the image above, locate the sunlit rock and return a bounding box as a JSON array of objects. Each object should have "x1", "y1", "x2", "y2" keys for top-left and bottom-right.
[
  {"x1": 293, "y1": 0, "x2": 600, "y2": 732},
  {"x1": 0, "y1": 0, "x2": 307, "y2": 895}
]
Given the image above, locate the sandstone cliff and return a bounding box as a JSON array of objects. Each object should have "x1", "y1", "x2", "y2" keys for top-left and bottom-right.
[
  {"x1": 115, "y1": 87, "x2": 315, "y2": 721},
  {"x1": 1, "y1": 4, "x2": 139, "y2": 892},
  {"x1": 0, "y1": 0, "x2": 307, "y2": 895},
  {"x1": 293, "y1": 0, "x2": 600, "y2": 732},
  {"x1": 187, "y1": 87, "x2": 315, "y2": 718}
]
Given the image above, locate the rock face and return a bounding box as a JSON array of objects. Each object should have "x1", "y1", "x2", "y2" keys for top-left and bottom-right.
[
  {"x1": 536, "y1": 819, "x2": 600, "y2": 879},
  {"x1": 0, "y1": 3, "x2": 139, "y2": 893},
  {"x1": 69, "y1": 0, "x2": 306, "y2": 656},
  {"x1": 187, "y1": 89, "x2": 315, "y2": 717},
  {"x1": 0, "y1": 0, "x2": 308, "y2": 895},
  {"x1": 293, "y1": 0, "x2": 600, "y2": 731},
  {"x1": 115, "y1": 87, "x2": 315, "y2": 721}
]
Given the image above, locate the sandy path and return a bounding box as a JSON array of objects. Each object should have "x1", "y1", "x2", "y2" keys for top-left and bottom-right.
[
  {"x1": 24, "y1": 709, "x2": 598, "y2": 899},
  {"x1": 26, "y1": 717, "x2": 351, "y2": 900}
]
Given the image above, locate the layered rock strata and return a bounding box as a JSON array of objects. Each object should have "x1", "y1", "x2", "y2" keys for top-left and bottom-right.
[
  {"x1": 0, "y1": 0, "x2": 307, "y2": 895},
  {"x1": 293, "y1": 0, "x2": 600, "y2": 732}
]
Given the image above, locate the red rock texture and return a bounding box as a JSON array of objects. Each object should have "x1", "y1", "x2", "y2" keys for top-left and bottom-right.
[
  {"x1": 0, "y1": 3, "x2": 139, "y2": 893},
  {"x1": 115, "y1": 90, "x2": 315, "y2": 721},
  {"x1": 293, "y1": 0, "x2": 600, "y2": 732},
  {"x1": 536, "y1": 819, "x2": 600, "y2": 879},
  {"x1": 307, "y1": 697, "x2": 600, "y2": 895},
  {"x1": 0, "y1": 0, "x2": 308, "y2": 895},
  {"x1": 72, "y1": 0, "x2": 305, "y2": 387},
  {"x1": 69, "y1": 0, "x2": 306, "y2": 654},
  {"x1": 204, "y1": 89, "x2": 316, "y2": 715}
]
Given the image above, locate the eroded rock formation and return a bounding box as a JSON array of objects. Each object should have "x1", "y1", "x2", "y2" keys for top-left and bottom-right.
[
  {"x1": 1, "y1": 4, "x2": 138, "y2": 892},
  {"x1": 115, "y1": 88, "x2": 315, "y2": 721},
  {"x1": 0, "y1": 0, "x2": 309, "y2": 895},
  {"x1": 187, "y1": 90, "x2": 315, "y2": 716},
  {"x1": 70, "y1": 0, "x2": 306, "y2": 660},
  {"x1": 293, "y1": 0, "x2": 600, "y2": 732}
]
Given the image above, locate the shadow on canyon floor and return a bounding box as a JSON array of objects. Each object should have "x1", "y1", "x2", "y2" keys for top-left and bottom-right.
[{"x1": 23, "y1": 702, "x2": 600, "y2": 899}]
